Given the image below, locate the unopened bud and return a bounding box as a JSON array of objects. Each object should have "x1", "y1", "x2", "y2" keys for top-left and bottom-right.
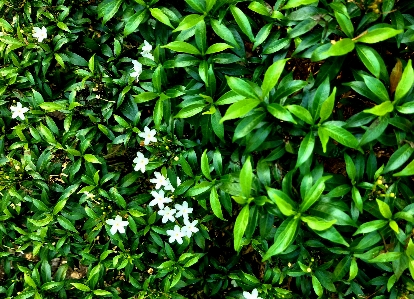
[
  {"x1": 174, "y1": 156, "x2": 179, "y2": 161},
  {"x1": 307, "y1": 268, "x2": 311, "y2": 272}
]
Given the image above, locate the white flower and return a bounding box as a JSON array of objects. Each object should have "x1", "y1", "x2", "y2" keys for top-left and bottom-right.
[
  {"x1": 130, "y1": 60, "x2": 142, "y2": 82},
  {"x1": 142, "y1": 51, "x2": 154, "y2": 61},
  {"x1": 231, "y1": 280, "x2": 238, "y2": 288},
  {"x1": 142, "y1": 40, "x2": 152, "y2": 53},
  {"x1": 10, "y1": 102, "x2": 29, "y2": 120},
  {"x1": 149, "y1": 190, "x2": 172, "y2": 210},
  {"x1": 181, "y1": 218, "x2": 199, "y2": 238},
  {"x1": 138, "y1": 126, "x2": 157, "y2": 145},
  {"x1": 243, "y1": 289, "x2": 263, "y2": 299},
  {"x1": 158, "y1": 206, "x2": 176, "y2": 223},
  {"x1": 174, "y1": 201, "x2": 193, "y2": 220},
  {"x1": 166, "y1": 225, "x2": 184, "y2": 244},
  {"x1": 106, "y1": 215, "x2": 129, "y2": 235},
  {"x1": 150, "y1": 171, "x2": 168, "y2": 190},
  {"x1": 33, "y1": 26, "x2": 47, "y2": 42},
  {"x1": 164, "y1": 177, "x2": 181, "y2": 192},
  {"x1": 133, "y1": 152, "x2": 149, "y2": 173}
]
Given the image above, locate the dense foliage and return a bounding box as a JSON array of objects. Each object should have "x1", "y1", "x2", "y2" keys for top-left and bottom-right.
[{"x1": 1, "y1": 0, "x2": 414, "y2": 298}]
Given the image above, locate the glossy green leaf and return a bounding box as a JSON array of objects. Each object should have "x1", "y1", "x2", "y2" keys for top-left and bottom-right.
[
  {"x1": 201, "y1": 149, "x2": 212, "y2": 180},
  {"x1": 226, "y1": 76, "x2": 261, "y2": 100},
  {"x1": 395, "y1": 60, "x2": 414, "y2": 104},
  {"x1": 312, "y1": 275, "x2": 323, "y2": 297},
  {"x1": 150, "y1": 8, "x2": 174, "y2": 28},
  {"x1": 300, "y1": 175, "x2": 331, "y2": 212},
  {"x1": 393, "y1": 159, "x2": 414, "y2": 177},
  {"x1": 321, "y1": 124, "x2": 359, "y2": 149},
  {"x1": 355, "y1": 44, "x2": 381, "y2": 77},
  {"x1": 240, "y1": 156, "x2": 252, "y2": 198},
  {"x1": 286, "y1": 105, "x2": 314, "y2": 125},
  {"x1": 282, "y1": 0, "x2": 318, "y2": 10},
  {"x1": 175, "y1": 104, "x2": 205, "y2": 118},
  {"x1": 314, "y1": 226, "x2": 349, "y2": 246},
  {"x1": 210, "y1": 186, "x2": 225, "y2": 220},
  {"x1": 301, "y1": 216, "x2": 336, "y2": 231},
  {"x1": 262, "y1": 59, "x2": 289, "y2": 97},
  {"x1": 362, "y1": 75, "x2": 390, "y2": 102},
  {"x1": 220, "y1": 99, "x2": 261, "y2": 123},
  {"x1": 98, "y1": 0, "x2": 122, "y2": 25},
  {"x1": 267, "y1": 103, "x2": 296, "y2": 123},
  {"x1": 353, "y1": 219, "x2": 388, "y2": 235},
  {"x1": 162, "y1": 41, "x2": 201, "y2": 55},
  {"x1": 234, "y1": 205, "x2": 249, "y2": 252},
  {"x1": 324, "y1": 38, "x2": 355, "y2": 58},
  {"x1": 384, "y1": 144, "x2": 414, "y2": 173},
  {"x1": 296, "y1": 132, "x2": 315, "y2": 168},
  {"x1": 335, "y1": 11, "x2": 354, "y2": 38},
  {"x1": 367, "y1": 252, "x2": 402, "y2": 263},
  {"x1": 352, "y1": 186, "x2": 363, "y2": 212},
  {"x1": 230, "y1": 5, "x2": 254, "y2": 42},
  {"x1": 173, "y1": 14, "x2": 204, "y2": 32},
  {"x1": 266, "y1": 187, "x2": 296, "y2": 216},
  {"x1": 319, "y1": 87, "x2": 336, "y2": 122},
  {"x1": 363, "y1": 101, "x2": 394, "y2": 116},
  {"x1": 355, "y1": 28, "x2": 403, "y2": 44}
]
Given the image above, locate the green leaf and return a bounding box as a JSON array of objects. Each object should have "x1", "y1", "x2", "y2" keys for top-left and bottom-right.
[
  {"x1": 295, "y1": 132, "x2": 315, "y2": 168},
  {"x1": 253, "y1": 23, "x2": 272, "y2": 50},
  {"x1": 174, "y1": 104, "x2": 205, "y2": 118},
  {"x1": 376, "y1": 199, "x2": 392, "y2": 219},
  {"x1": 205, "y1": 43, "x2": 233, "y2": 55},
  {"x1": 321, "y1": 124, "x2": 359, "y2": 149},
  {"x1": 355, "y1": 28, "x2": 403, "y2": 44},
  {"x1": 312, "y1": 275, "x2": 323, "y2": 297},
  {"x1": 344, "y1": 153, "x2": 356, "y2": 182},
  {"x1": 163, "y1": 41, "x2": 201, "y2": 55},
  {"x1": 240, "y1": 156, "x2": 252, "y2": 198},
  {"x1": 363, "y1": 101, "x2": 394, "y2": 116},
  {"x1": 266, "y1": 187, "x2": 296, "y2": 216},
  {"x1": 367, "y1": 252, "x2": 402, "y2": 263},
  {"x1": 286, "y1": 105, "x2": 314, "y2": 125},
  {"x1": 335, "y1": 11, "x2": 354, "y2": 38},
  {"x1": 262, "y1": 216, "x2": 300, "y2": 261},
  {"x1": 134, "y1": 92, "x2": 159, "y2": 104},
  {"x1": 93, "y1": 289, "x2": 112, "y2": 296},
  {"x1": 249, "y1": 1, "x2": 271, "y2": 16},
  {"x1": 210, "y1": 19, "x2": 239, "y2": 48},
  {"x1": 233, "y1": 113, "x2": 266, "y2": 140},
  {"x1": 53, "y1": 200, "x2": 67, "y2": 215},
  {"x1": 150, "y1": 8, "x2": 174, "y2": 28},
  {"x1": 319, "y1": 87, "x2": 336, "y2": 122},
  {"x1": 352, "y1": 186, "x2": 363, "y2": 213},
  {"x1": 324, "y1": 38, "x2": 355, "y2": 58},
  {"x1": 384, "y1": 144, "x2": 414, "y2": 173},
  {"x1": 84, "y1": 154, "x2": 101, "y2": 164},
  {"x1": 226, "y1": 76, "x2": 261, "y2": 100},
  {"x1": 201, "y1": 149, "x2": 212, "y2": 180},
  {"x1": 282, "y1": 0, "x2": 318, "y2": 9},
  {"x1": 301, "y1": 216, "x2": 336, "y2": 231},
  {"x1": 98, "y1": 0, "x2": 122, "y2": 25},
  {"x1": 395, "y1": 60, "x2": 414, "y2": 105},
  {"x1": 39, "y1": 102, "x2": 65, "y2": 112},
  {"x1": 396, "y1": 102, "x2": 414, "y2": 114},
  {"x1": 71, "y1": 283, "x2": 91, "y2": 292},
  {"x1": 210, "y1": 187, "x2": 225, "y2": 220},
  {"x1": 220, "y1": 99, "x2": 261, "y2": 123},
  {"x1": 38, "y1": 123, "x2": 57, "y2": 145},
  {"x1": 349, "y1": 258, "x2": 358, "y2": 281},
  {"x1": 261, "y1": 59, "x2": 289, "y2": 97},
  {"x1": 57, "y1": 215, "x2": 78, "y2": 233},
  {"x1": 393, "y1": 159, "x2": 414, "y2": 177},
  {"x1": 300, "y1": 175, "x2": 331, "y2": 212},
  {"x1": 355, "y1": 44, "x2": 381, "y2": 77},
  {"x1": 234, "y1": 205, "x2": 249, "y2": 252},
  {"x1": 362, "y1": 75, "x2": 390, "y2": 102},
  {"x1": 334, "y1": 256, "x2": 351, "y2": 281},
  {"x1": 353, "y1": 219, "x2": 388, "y2": 235},
  {"x1": 195, "y1": 20, "x2": 207, "y2": 54},
  {"x1": 173, "y1": 14, "x2": 204, "y2": 32},
  {"x1": 267, "y1": 103, "x2": 297, "y2": 124},
  {"x1": 359, "y1": 116, "x2": 389, "y2": 146},
  {"x1": 230, "y1": 5, "x2": 254, "y2": 42},
  {"x1": 124, "y1": 10, "x2": 148, "y2": 36}
]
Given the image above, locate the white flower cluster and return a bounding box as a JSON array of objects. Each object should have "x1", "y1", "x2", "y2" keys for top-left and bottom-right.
[
  {"x1": 129, "y1": 40, "x2": 154, "y2": 82},
  {"x1": 243, "y1": 289, "x2": 263, "y2": 299},
  {"x1": 132, "y1": 126, "x2": 157, "y2": 173}
]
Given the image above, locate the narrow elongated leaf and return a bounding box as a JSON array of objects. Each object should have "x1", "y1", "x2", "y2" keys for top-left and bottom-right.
[
  {"x1": 355, "y1": 28, "x2": 403, "y2": 44},
  {"x1": 201, "y1": 149, "x2": 212, "y2": 180},
  {"x1": 124, "y1": 10, "x2": 148, "y2": 36},
  {"x1": 334, "y1": 256, "x2": 351, "y2": 281},
  {"x1": 226, "y1": 76, "x2": 261, "y2": 100},
  {"x1": 210, "y1": 19, "x2": 239, "y2": 48},
  {"x1": 205, "y1": 43, "x2": 233, "y2": 55},
  {"x1": 162, "y1": 41, "x2": 201, "y2": 55},
  {"x1": 359, "y1": 116, "x2": 389, "y2": 146},
  {"x1": 356, "y1": 44, "x2": 380, "y2": 77},
  {"x1": 230, "y1": 5, "x2": 254, "y2": 42},
  {"x1": 390, "y1": 59, "x2": 402, "y2": 94},
  {"x1": 267, "y1": 103, "x2": 296, "y2": 123},
  {"x1": 312, "y1": 275, "x2": 323, "y2": 297},
  {"x1": 395, "y1": 60, "x2": 414, "y2": 104},
  {"x1": 220, "y1": 99, "x2": 261, "y2": 123},
  {"x1": 262, "y1": 216, "x2": 300, "y2": 261},
  {"x1": 352, "y1": 186, "x2": 363, "y2": 212},
  {"x1": 367, "y1": 252, "x2": 402, "y2": 263},
  {"x1": 353, "y1": 219, "x2": 388, "y2": 235},
  {"x1": 319, "y1": 87, "x2": 336, "y2": 122},
  {"x1": 150, "y1": 8, "x2": 174, "y2": 28},
  {"x1": 240, "y1": 156, "x2": 252, "y2": 198},
  {"x1": 173, "y1": 14, "x2": 204, "y2": 32},
  {"x1": 282, "y1": 0, "x2": 318, "y2": 9},
  {"x1": 266, "y1": 187, "x2": 296, "y2": 216},
  {"x1": 344, "y1": 153, "x2": 356, "y2": 182},
  {"x1": 175, "y1": 104, "x2": 205, "y2": 118},
  {"x1": 321, "y1": 124, "x2": 359, "y2": 149},
  {"x1": 301, "y1": 216, "x2": 336, "y2": 231},
  {"x1": 98, "y1": 0, "x2": 122, "y2": 25},
  {"x1": 335, "y1": 11, "x2": 354, "y2": 38},
  {"x1": 233, "y1": 113, "x2": 266, "y2": 140},
  {"x1": 295, "y1": 132, "x2": 315, "y2": 168},
  {"x1": 324, "y1": 38, "x2": 355, "y2": 57},
  {"x1": 300, "y1": 175, "x2": 332, "y2": 212},
  {"x1": 393, "y1": 159, "x2": 414, "y2": 177},
  {"x1": 262, "y1": 59, "x2": 289, "y2": 97},
  {"x1": 363, "y1": 101, "x2": 394, "y2": 116},
  {"x1": 376, "y1": 199, "x2": 392, "y2": 219},
  {"x1": 210, "y1": 187, "x2": 225, "y2": 220},
  {"x1": 286, "y1": 105, "x2": 314, "y2": 124},
  {"x1": 362, "y1": 75, "x2": 390, "y2": 102},
  {"x1": 384, "y1": 144, "x2": 414, "y2": 173},
  {"x1": 234, "y1": 205, "x2": 249, "y2": 252}
]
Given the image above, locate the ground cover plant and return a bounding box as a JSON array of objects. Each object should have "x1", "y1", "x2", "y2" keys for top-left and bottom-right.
[{"x1": 1, "y1": 0, "x2": 414, "y2": 298}]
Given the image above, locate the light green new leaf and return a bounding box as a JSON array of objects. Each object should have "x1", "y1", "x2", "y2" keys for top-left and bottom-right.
[
  {"x1": 39, "y1": 102, "x2": 65, "y2": 112},
  {"x1": 300, "y1": 175, "x2": 332, "y2": 212},
  {"x1": 312, "y1": 275, "x2": 323, "y2": 297},
  {"x1": 396, "y1": 102, "x2": 414, "y2": 114},
  {"x1": 349, "y1": 258, "x2": 358, "y2": 281},
  {"x1": 376, "y1": 199, "x2": 392, "y2": 219},
  {"x1": 393, "y1": 159, "x2": 414, "y2": 177},
  {"x1": 301, "y1": 216, "x2": 336, "y2": 231},
  {"x1": 344, "y1": 153, "x2": 356, "y2": 182},
  {"x1": 395, "y1": 60, "x2": 414, "y2": 105},
  {"x1": 240, "y1": 156, "x2": 252, "y2": 198},
  {"x1": 384, "y1": 144, "x2": 414, "y2": 173},
  {"x1": 205, "y1": 43, "x2": 233, "y2": 55},
  {"x1": 262, "y1": 59, "x2": 289, "y2": 97},
  {"x1": 266, "y1": 187, "x2": 296, "y2": 216},
  {"x1": 262, "y1": 216, "x2": 300, "y2": 261},
  {"x1": 201, "y1": 149, "x2": 212, "y2": 180},
  {"x1": 355, "y1": 28, "x2": 403, "y2": 44},
  {"x1": 335, "y1": 12, "x2": 354, "y2": 38},
  {"x1": 323, "y1": 38, "x2": 355, "y2": 58},
  {"x1": 162, "y1": 41, "x2": 201, "y2": 55},
  {"x1": 253, "y1": 23, "x2": 272, "y2": 50},
  {"x1": 210, "y1": 187, "x2": 225, "y2": 220},
  {"x1": 220, "y1": 99, "x2": 261, "y2": 123},
  {"x1": 319, "y1": 87, "x2": 336, "y2": 122},
  {"x1": 249, "y1": 1, "x2": 271, "y2": 16},
  {"x1": 352, "y1": 186, "x2": 363, "y2": 212},
  {"x1": 353, "y1": 219, "x2": 388, "y2": 235},
  {"x1": 321, "y1": 124, "x2": 359, "y2": 149},
  {"x1": 84, "y1": 154, "x2": 101, "y2": 164},
  {"x1": 282, "y1": 0, "x2": 318, "y2": 10},
  {"x1": 211, "y1": 19, "x2": 239, "y2": 48},
  {"x1": 234, "y1": 205, "x2": 249, "y2": 252},
  {"x1": 230, "y1": 5, "x2": 254, "y2": 42},
  {"x1": 363, "y1": 101, "x2": 394, "y2": 116},
  {"x1": 295, "y1": 132, "x2": 315, "y2": 168},
  {"x1": 286, "y1": 105, "x2": 314, "y2": 125},
  {"x1": 150, "y1": 8, "x2": 174, "y2": 28},
  {"x1": 367, "y1": 252, "x2": 402, "y2": 263},
  {"x1": 173, "y1": 14, "x2": 204, "y2": 32},
  {"x1": 226, "y1": 76, "x2": 261, "y2": 100},
  {"x1": 174, "y1": 104, "x2": 205, "y2": 118},
  {"x1": 267, "y1": 103, "x2": 297, "y2": 123}
]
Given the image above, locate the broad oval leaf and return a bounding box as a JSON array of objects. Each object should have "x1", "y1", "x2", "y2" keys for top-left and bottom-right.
[
  {"x1": 355, "y1": 28, "x2": 403, "y2": 44},
  {"x1": 363, "y1": 101, "x2": 394, "y2": 116},
  {"x1": 220, "y1": 99, "x2": 261, "y2": 123}
]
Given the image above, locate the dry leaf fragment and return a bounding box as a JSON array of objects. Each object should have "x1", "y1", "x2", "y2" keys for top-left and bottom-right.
[{"x1": 390, "y1": 59, "x2": 402, "y2": 94}]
